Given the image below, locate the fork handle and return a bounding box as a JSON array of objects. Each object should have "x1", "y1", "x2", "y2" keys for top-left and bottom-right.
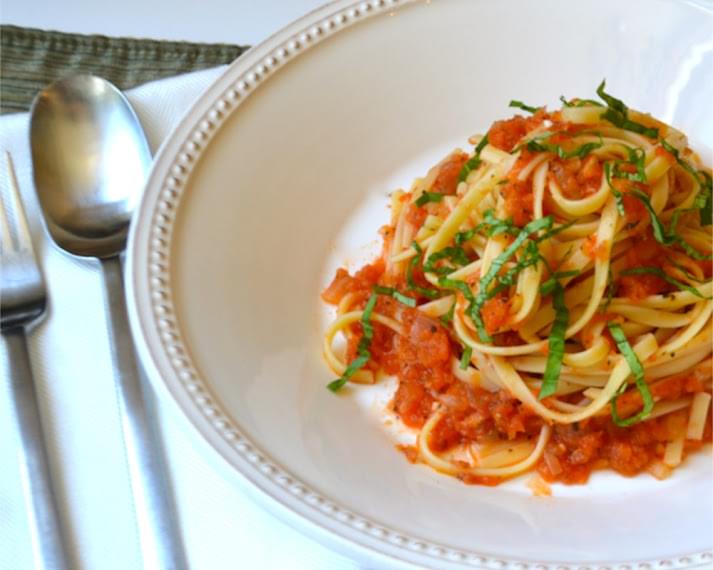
[
  {"x1": 4, "y1": 328, "x2": 70, "y2": 570},
  {"x1": 100, "y1": 256, "x2": 187, "y2": 570}
]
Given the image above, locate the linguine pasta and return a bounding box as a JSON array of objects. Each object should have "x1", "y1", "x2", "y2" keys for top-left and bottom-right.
[{"x1": 321, "y1": 82, "x2": 712, "y2": 486}]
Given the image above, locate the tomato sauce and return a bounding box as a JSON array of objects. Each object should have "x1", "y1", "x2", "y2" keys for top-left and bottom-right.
[
  {"x1": 616, "y1": 233, "x2": 673, "y2": 301},
  {"x1": 550, "y1": 155, "x2": 603, "y2": 199},
  {"x1": 489, "y1": 112, "x2": 545, "y2": 152},
  {"x1": 404, "y1": 202, "x2": 428, "y2": 228},
  {"x1": 432, "y1": 152, "x2": 468, "y2": 195},
  {"x1": 481, "y1": 295, "x2": 511, "y2": 335},
  {"x1": 501, "y1": 179, "x2": 534, "y2": 227},
  {"x1": 582, "y1": 235, "x2": 609, "y2": 261}
]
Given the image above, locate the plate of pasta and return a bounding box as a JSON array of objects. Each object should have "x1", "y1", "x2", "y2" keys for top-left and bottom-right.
[{"x1": 127, "y1": 0, "x2": 713, "y2": 567}]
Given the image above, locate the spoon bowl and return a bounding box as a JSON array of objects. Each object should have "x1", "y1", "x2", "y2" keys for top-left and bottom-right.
[{"x1": 30, "y1": 75, "x2": 150, "y2": 258}]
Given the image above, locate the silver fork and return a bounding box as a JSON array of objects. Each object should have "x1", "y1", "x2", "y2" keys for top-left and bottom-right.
[{"x1": 1, "y1": 152, "x2": 69, "y2": 570}]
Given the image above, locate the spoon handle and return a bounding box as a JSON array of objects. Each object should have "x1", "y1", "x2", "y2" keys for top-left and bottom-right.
[
  {"x1": 3, "y1": 329, "x2": 70, "y2": 570},
  {"x1": 100, "y1": 256, "x2": 187, "y2": 570}
]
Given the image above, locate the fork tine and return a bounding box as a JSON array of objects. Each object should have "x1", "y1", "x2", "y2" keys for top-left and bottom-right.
[
  {"x1": 5, "y1": 151, "x2": 33, "y2": 251},
  {"x1": 0, "y1": 153, "x2": 12, "y2": 249}
]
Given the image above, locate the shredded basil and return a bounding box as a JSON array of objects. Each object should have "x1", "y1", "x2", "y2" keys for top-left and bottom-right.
[
  {"x1": 423, "y1": 246, "x2": 470, "y2": 276},
  {"x1": 456, "y1": 210, "x2": 518, "y2": 245},
  {"x1": 372, "y1": 285, "x2": 418, "y2": 307},
  {"x1": 509, "y1": 100, "x2": 541, "y2": 114},
  {"x1": 596, "y1": 80, "x2": 659, "y2": 139},
  {"x1": 559, "y1": 96, "x2": 603, "y2": 108},
  {"x1": 437, "y1": 276, "x2": 485, "y2": 340},
  {"x1": 496, "y1": 241, "x2": 542, "y2": 290},
  {"x1": 454, "y1": 228, "x2": 477, "y2": 246},
  {"x1": 604, "y1": 162, "x2": 626, "y2": 216},
  {"x1": 699, "y1": 171, "x2": 712, "y2": 226},
  {"x1": 512, "y1": 131, "x2": 554, "y2": 154},
  {"x1": 631, "y1": 191, "x2": 669, "y2": 243},
  {"x1": 538, "y1": 281, "x2": 569, "y2": 399},
  {"x1": 536, "y1": 218, "x2": 577, "y2": 242},
  {"x1": 660, "y1": 140, "x2": 697, "y2": 178},
  {"x1": 607, "y1": 322, "x2": 654, "y2": 426},
  {"x1": 539, "y1": 269, "x2": 580, "y2": 296},
  {"x1": 459, "y1": 345, "x2": 473, "y2": 370},
  {"x1": 439, "y1": 301, "x2": 455, "y2": 326},
  {"x1": 472, "y1": 216, "x2": 554, "y2": 342},
  {"x1": 458, "y1": 135, "x2": 489, "y2": 183},
  {"x1": 601, "y1": 267, "x2": 616, "y2": 312},
  {"x1": 407, "y1": 242, "x2": 440, "y2": 299},
  {"x1": 631, "y1": 191, "x2": 713, "y2": 260},
  {"x1": 527, "y1": 137, "x2": 603, "y2": 160},
  {"x1": 479, "y1": 209, "x2": 519, "y2": 237},
  {"x1": 661, "y1": 140, "x2": 713, "y2": 226},
  {"x1": 604, "y1": 146, "x2": 648, "y2": 217},
  {"x1": 667, "y1": 257, "x2": 706, "y2": 284},
  {"x1": 619, "y1": 267, "x2": 711, "y2": 299},
  {"x1": 327, "y1": 293, "x2": 378, "y2": 392},
  {"x1": 415, "y1": 191, "x2": 445, "y2": 208},
  {"x1": 611, "y1": 147, "x2": 647, "y2": 182}
]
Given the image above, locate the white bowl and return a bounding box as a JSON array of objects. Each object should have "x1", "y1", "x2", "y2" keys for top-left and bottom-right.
[{"x1": 126, "y1": 0, "x2": 713, "y2": 567}]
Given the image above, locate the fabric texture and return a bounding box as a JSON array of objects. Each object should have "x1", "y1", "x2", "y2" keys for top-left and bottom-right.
[{"x1": 0, "y1": 25, "x2": 249, "y2": 114}]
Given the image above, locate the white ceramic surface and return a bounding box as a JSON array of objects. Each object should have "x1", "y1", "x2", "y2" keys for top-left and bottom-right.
[{"x1": 126, "y1": 0, "x2": 713, "y2": 567}]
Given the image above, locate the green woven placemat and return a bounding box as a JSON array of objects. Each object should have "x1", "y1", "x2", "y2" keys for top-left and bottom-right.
[{"x1": 0, "y1": 25, "x2": 249, "y2": 114}]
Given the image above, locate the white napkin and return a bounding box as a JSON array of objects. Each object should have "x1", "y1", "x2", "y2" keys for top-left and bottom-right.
[{"x1": 0, "y1": 67, "x2": 361, "y2": 570}]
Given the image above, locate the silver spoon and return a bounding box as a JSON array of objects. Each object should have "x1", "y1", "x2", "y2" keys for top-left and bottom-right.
[{"x1": 29, "y1": 75, "x2": 187, "y2": 570}]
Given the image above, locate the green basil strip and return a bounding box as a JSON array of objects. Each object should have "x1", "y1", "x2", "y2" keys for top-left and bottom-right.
[
  {"x1": 455, "y1": 228, "x2": 476, "y2": 245},
  {"x1": 539, "y1": 269, "x2": 580, "y2": 296},
  {"x1": 440, "y1": 301, "x2": 456, "y2": 326},
  {"x1": 698, "y1": 171, "x2": 712, "y2": 226},
  {"x1": 596, "y1": 80, "x2": 628, "y2": 114},
  {"x1": 509, "y1": 100, "x2": 541, "y2": 114},
  {"x1": 512, "y1": 131, "x2": 554, "y2": 154},
  {"x1": 667, "y1": 256, "x2": 706, "y2": 284},
  {"x1": 673, "y1": 234, "x2": 713, "y2": 261},
  {"x1": 612, "y1": 147, "x2": 647, "y2": 182},
  {"x1": 660, "y1": 140, "x2": 698, "y2": 179},
  {"x1": 479, "y1": 209, "x2": 518, "y2": 237},
  {"x1": 527, "y1": 137, "x2": 603, "y2": 160},
  {"x1": 660, "y1": 140, "x2": 712, "y2": 224},
  {"x1": 631, "y1": 190, "x2": 672, "y2": 244},
  {"x1": 604, "y1": 162, "x2": 626, "y2": 216},
  {"x1": 407, "y1": 242, "x2": 441, "y2": 299},
  {"x1": 538, "y1": 281, "x2": 569, "y2": 399},
  {"x1": 631, "y1": 192, "x2": 712, "y2": 260},
  {"x1": 460, "y1": 345, "x2": 473, "y2": 370},
  {"x1": 607, "y1": 322, "x2": 654, "y2": 426},
  {"x1": 394, "y1": 291, "x2": 417, "y2": 307},
  {"x1": 327, "y1": 292, "x2": 379, "y2": 392},
  {"x1": 559, "y1": 95, "x2": 603, "y2": 108},
  {"x1": 473, "y1": 216, "x2": 553, "y2": 342},
  {"x1": 423, "y1": 246, "x2": 470, "y2": 276},
  {"x1": 536, "y1": 218, "x2": 577, "y2": 242},
  {"x1": 458, "y1": 135, "x2": 489, "y2": 183},
  {"x1": 415, "y1": 191, "x2": 445, "y2": 207},
  {"x1": 601, "y1": 267, "x2": 616, "y2": 312},
  {"x1": 619, "y1": 267, "x2": 711, "y2": 300},
  {"x1": 438, "y1": 276, "x2": 486, "y2": 340},
  {"x1": 600, "y1": 108, "x2": 659, "y2": 138},
  {"x1": 596, "y1": 80, "x2": 659, "y2": 139},
  {"x1": 372, "y1": 285, "x2": 418, "y2": 307},
  {"x1": 496, "y1": 241, "x2": 543, "y2": 289},
  {"x1": 456, "y1": 210, "x2": 518, "y2": 244}
]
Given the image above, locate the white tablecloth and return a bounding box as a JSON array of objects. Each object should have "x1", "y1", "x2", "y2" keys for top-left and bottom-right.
[{"x1": 0, "y1": 66, "x2": 363, "y2": 570}]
